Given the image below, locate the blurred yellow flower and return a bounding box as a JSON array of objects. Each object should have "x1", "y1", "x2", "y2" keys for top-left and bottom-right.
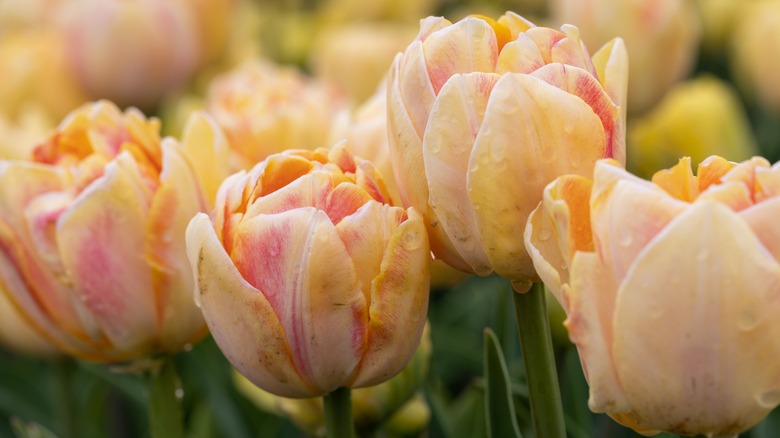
[{"x1": 628, "y1": 76, "x2": 758, "y2": 178}]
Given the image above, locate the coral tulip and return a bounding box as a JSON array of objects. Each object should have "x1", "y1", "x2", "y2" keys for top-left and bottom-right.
[
  {"x1": 388, "y1": 13, "x2": 627, "y2": 285},
  {"x1": 526, "y1": 157, "x2": 780, "y2": 436},
  {"x1": 0, "y1": 100, "x2": 229, "y2": 362},
  {"x1": 186, "y1": 145, "x2": 430, "y2": 398}
]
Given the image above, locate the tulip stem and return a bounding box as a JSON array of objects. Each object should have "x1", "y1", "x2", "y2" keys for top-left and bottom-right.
[
  {"x1": 324, "y1": 387, "x2": 355, "y2": 438},
  {"x1": 513, "y1": 282, "x2": 566, "y2": 438},
  {"x1": 144, "y1": 357, "x2": 184, "y2": 438}
]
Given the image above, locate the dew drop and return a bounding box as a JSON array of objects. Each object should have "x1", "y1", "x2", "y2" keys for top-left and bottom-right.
[
  {"x1": 738, "y1": 309, "x2": 759, "y2": 331},
  {"x1": 175, "y1": 388, "x2": 184, "y2": 400},
  {"x1": 696, "y1": 250, "x2": 709, "y2": 262},
  {"x1": 401, "y1": 231, "x2": 422, "y2": 251},
  {"x1": 511, "y1": 280, "x2": 532, "y2": 293},
  {"x1": 428, "y1": 140, "x2": 442, "y2": 154},
  {"x1": 756, "y1": 389, "x2": 780, "y2": 408},
  {"x1": 474, "y1": 264, "x2": 492, "y2": 276},
  {"x1": 538, "y1": 227, "x2": 552, "y2": 241},
  {"x1": 618, "y1": 234, "x2": 633, "y2": 247}
]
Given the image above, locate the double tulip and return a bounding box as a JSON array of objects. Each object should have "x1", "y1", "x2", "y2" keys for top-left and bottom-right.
[
  {"x1": 0, "y1": 100, "x2": 228, "y2": 362},
  {"x1": 186, "y1": 145, "x2": 430, "y2": 397},
  {"x1": 526, "y1": 157, "x2": 780, "y2": 436},
  {"x1": 388, "y1": 12, "x2": 627, "y2": 284}
]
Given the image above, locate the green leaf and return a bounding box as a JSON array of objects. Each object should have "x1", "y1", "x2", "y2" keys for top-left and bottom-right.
[{"x1": 483, "y1": 328, "x2": 522, "y2": 438}]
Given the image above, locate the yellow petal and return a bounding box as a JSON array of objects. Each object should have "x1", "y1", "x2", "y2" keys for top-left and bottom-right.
[
  {"x1": 468, "y1": 73, "x2": 606, "y2": 281},
  {"x1": 423, "y1": 73, "x2": 498, "y2": 275},
  {"x1": 185, "y1": 213, "x2": 313, "y2": 397},
  {"x1": 180, "y1": 111, "x2": 232, "y2": 209},
  {"x1": 613, "y1": 202, "x2": 780, "y2": 435},
  {"x1": 353, "y1": 207, "x2": 430, "y2": 387},
  {"x1": 651, "y1": 157, "x2": 698, "y2": 202}
]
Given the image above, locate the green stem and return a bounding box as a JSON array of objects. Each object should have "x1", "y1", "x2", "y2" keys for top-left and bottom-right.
[
  {"x1": 324, "y1": 387, "x2": 354, "y2": 438},
  {"x1": 55, "y1": 358, "x2": 74, "y2": 438},
  {"x1": 513, "y1": 282, "x2": 566, "y2": 438},
  {"x1": 144, "y1": 357, "x2": 184, "y2": 438}
]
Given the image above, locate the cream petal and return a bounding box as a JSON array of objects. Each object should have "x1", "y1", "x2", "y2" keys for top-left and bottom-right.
[
  {"x1": 523, "y1": 27, "x2": 565, "y2": 64},
  {"x1": 468, "y1": 73, "x2": 606, "y2": 281},
  {"x1": 148, "y1": 141, "x2": 207, "y2": 351},
  {"x1": 497, "y1": 11, "x2": 535, "y2": 39},
  {"x1": 565, "y1": 252, "x2": 630, "y2": 413},
  {"x1": 180, "y1": 111, "x2": 232, "y2": 209},
  {"x1": 230, "y1": 208, "x2": 367, "y2": 393},
  {"x1": 423, "y1": 73, "x2": 498, "y2": 275},
  {"x1": 756, "y1": 161, "x2": 780, "y2": 201},
  {"x1": 388, "y1": 60, "x2": 471, "y2": 273},
  {"x1": 397, "y1": 45, "x2": 436, "y2": 139},
  {"x1": 421, "y1": 17, "x2": 499, "y2": 94},
  {"x1": 352, "y1": 207, "x2": 430, "y2": 387},
  {"x1": 613, "y1": 202, "x2": 780, "y2": 435},
  {"x1": 185, "y1": 213, "x2": 314, "y2": 397},
  {"x1": 591, "y1": 38, "x2": 627, "y2": 165},
  {"x1": 741, "y1": 197, "x2": 780, "y2": 262},
  {"x1": 696, "y1": 181, "x2": 753, "y2": 212},
  {"x1": 56, "y1": 153, "x2": 158, "y2": 357},
  {"x1": 591, "y1": 165, "x2": 688, "y2": 284},
  {"x1": 550, "y1": 25, "x2": 596, "y2": 77},
  {"x1": 525, "y1": 175, "x2": 593, "y2": 308},
  {"x1": 496, "y1": 35, "x2": 545, "y2": 74},
  {"x1": 335, "y1": 202, "x2": 406, "y2": 302}
]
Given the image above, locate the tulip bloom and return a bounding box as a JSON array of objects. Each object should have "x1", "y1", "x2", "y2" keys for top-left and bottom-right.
[
  {"x1": 205, "y1": 59, "x2": 346, "y2": 170},
  {"x1": 732, "y1": 0, "x2": 780, "y2": 113},
  {"x1": 186, "y1": 145, "x2": 430, "y2": 398},
  {"x1": 0, "y1": 101, "x2": 229, "y2": 362},
  {"x1": 388, "y1": 13, "x2": 627, "y2": 284},
  {"x1": 525, "y1": 157, "x2": 780, "y2": 436}
]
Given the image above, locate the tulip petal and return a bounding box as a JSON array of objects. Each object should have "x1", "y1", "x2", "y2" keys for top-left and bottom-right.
[
  {"x1": 565, "y1": 251, "x2": 630, "y2": 413},
  {"x1": 697, "y1": 182, "x2": 753, "y2": 212},
  {"x1": 180, "y1": 111, "x2": 231, "y2": 209},
  {"x1": 697, "y1": 155, "x2": 735, "y2": 193},
  {"x1": 591, "y1": 161, "x2": 688, "y2": 284},
  {"x1": 56, "y1": 153, "x2": 158, "y2": 356},
  {"x1": 423, "y1": 73, "x2": 498, "y2": 275},
  {"x1": 397, "y1": 44, "x2": 435, "y2": 139},
  {"x1": 550, "y1": 25, "x2": 596, "y2": 77},
  {"x1": 147, "y1": 141, "x2": 207, "y2": 351},
  {"x1": 335, "y1": 202, "x2": 406, "y2": 302},
  {"x1": 353, "y1": 207, "x2": 430, "y2": 387},
  {"x1": 741, "y1": 197, "x2": 780, "y2": 262},
  {"x1": 591, "y1": 38, "x2": 628, "y2": 165},
  {"x1": 186, "y1": 213, "x2": 314, "y2": 397},
  {"x1": 468, "y1": 73, "x2": 606, "y2": 281},
  {"x1": 422, "y1": 17, "x2": 499, "y2": 94},
  {"x1": 496, "y1": 35, "x2": 545, "y2": 74},
  {"x1": 497, "y1": 11, "x2": 535, "y2": 39},
  {"x1": 613, "y1": 202, "x2": 780, "y2": 434},
  {"x1": 525, "y1": 175, "x2": 593, "y2": 308},
  {"x1": 756, "y1": 162, "x2": 780, "y2": 201},
  {"x1": 651, "y1": 157, "x2": 698, "y2": 202},
  {"x1": 230, "y1": 208, "x2": 367, "y2": 393}
]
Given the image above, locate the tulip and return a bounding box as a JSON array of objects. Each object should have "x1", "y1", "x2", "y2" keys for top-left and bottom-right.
[
  {"x1": 551, "y1": 0, "x2": 700, "y2": 114},
  {"x1": 732, "y1": 0, "x2": 780, "y2": 113},
  {"x1": 0, "y1": 100, "x2": 230, "y2": 362},
  {"x1": 60, "y1": 0, "x2": 200, "y2": 110},
  {"x1": 628, "y1": 76, "x2": 758, "y2": 178},
  {"x1": 185, "y1": 145, "x2": 430, "y2": 398},
  {"x1": 525, "y1": 157, "x2": 780, "y2": 436},
  {"x1": 205, "y1": 59, "x2": 346, "y2": 170},
  {"x1": 388, "y1": 13, "x2": 627, "y2": 285},
  {"x1": 0, "y1": 286, "x2": 58, "y2": 356},
  {"x1": 0, "y1": 107, "x2": 55, "y2": 160}
]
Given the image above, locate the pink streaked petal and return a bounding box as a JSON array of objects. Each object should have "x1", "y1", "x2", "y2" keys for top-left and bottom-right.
[
  {"x1": 230, "y1": 208, "x2": 367, "y2": 393},
  {"x1": 354, "y1": 161, "x2": 393, "y2": 205},
  {"x1": 591, "y1": 38, "x2": 628, "y2": 165},
  {"x1": 720, "y1": 156, "x2": 771, "y2": 200},
  {"x1": 397, "y1": 45, "x2": 436, "y2": 138},
  {"x1": 352, "y1": 207, "x2": 430, "y2": 387},
  {"x1": 185, "y1": 213, "x2": 315, "y2": 397},
  {"x1": 335, "y1": 202, "x2": 407, "y2": 302},
  {"x1": 468, "y1": 73, "x2": 606, "y2": 281},
  {"x1": 531, "y1": 63, "x2": 618, "y2": 159},
  {"x1": 326, "y1": 183, "x2": 373, "y2": 226},
  {"x1": 244, "y1": 172, "x2": 332, "y2": 219},
  {"x1": 496, "y1": 34, "x2": 546, "y2": 74},
  {"x1": 415, "y1": 16, "x2": 452, "y2": 43},
  {"x1": 422, "y1": 17, "x2": 500, "y2": 94},
  {"x1": 551, "y1": 25, "x2": 596, "y2": 77},
  {"x1": 147, "y1": 142, "x2": 207, "y2": 351},
  {"x1": 23, "y1": 192, "x2": 73, "y2": 267},
  {"x1": 523, "y1": 27, "x2": 566, "y2": 65},
  {"x1": 56, "y1": 153, "x2": 158, "y2": 355},
  {"x1": 423, "y1": 73, "x2": 498, "y2": 275}
]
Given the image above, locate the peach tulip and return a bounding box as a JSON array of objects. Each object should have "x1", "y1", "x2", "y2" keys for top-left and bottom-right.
[
  {"x1": 551, "y1": 0, "x2": 700, "y2": 114},
  {"x1": 388, "y1": 13, "x2": 627, "y2": 285},
  {"x1": 525, "y1": 157, "x2": 780, "y2": 436},
  {"x1": 205, "y1": 59, "x2": 346, "y2": 170},
  {"x1": 186, "y1": 145, "x2": 430, "y2": 398},
  {"x1": 0, "y1": 100, "x2": 230, "y2": 362}
]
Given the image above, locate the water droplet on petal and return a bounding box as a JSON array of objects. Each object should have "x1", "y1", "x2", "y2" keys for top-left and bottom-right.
[
  {"x1": 756, "y1": 389, "x2": 780, "y2": 408},
  {"x1": 400, "y1": 231, "x2": 422, "y2": 251},
  {"x1": 619, "y1": 234, "x2": 633, "y2": 247},
  {"x1": 538, "y1": 227, "x2": 552, "y2": 241},
  {"x1": 511, "y1": 280, "x2": 532, "y2": 293}
]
